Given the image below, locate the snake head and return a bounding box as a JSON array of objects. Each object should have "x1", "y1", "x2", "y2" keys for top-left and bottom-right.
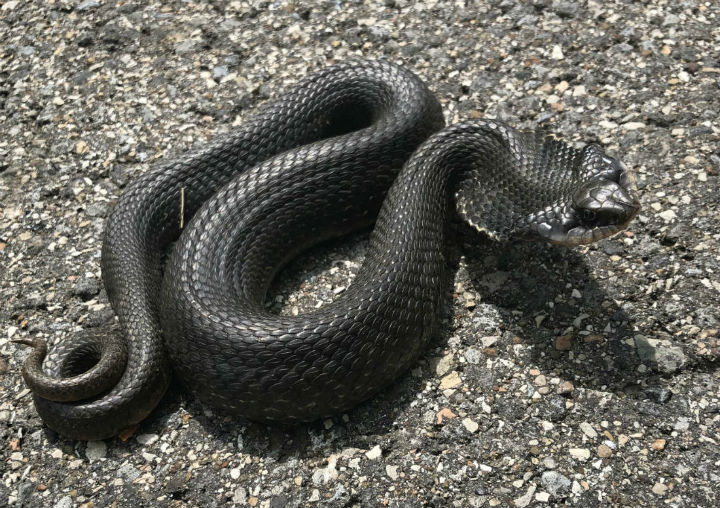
[{"x1": 536, "y1": 146, "x2": 641, "y2": 246}]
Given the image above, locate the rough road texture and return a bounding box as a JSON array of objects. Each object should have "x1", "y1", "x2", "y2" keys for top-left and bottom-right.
[{"x1": 1, "y1": 1, "x2": 718, "y2": 507}]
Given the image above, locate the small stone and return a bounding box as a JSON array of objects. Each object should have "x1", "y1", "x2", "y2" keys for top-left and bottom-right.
[
  {"x1": 1, "y1": 1, "x2": 20, "y2": 11},
  {"x1": 551, "y1": 45, "x2": 564, "y2": 60},
  {"x1": 86, "y1": 441, "x2": 107, "y2": 460},
  {"x1": 212, "y1": 65, "x2": 229, "y2": 81},
  {"x1": 568, "y1": 448, "x2": 590, "y2": 461},
  {"x1": 514, "y1": 485, "x2": 536, "y2": 507},
  {"x1": 597, "y1": 444, "x2": 612, "y2": 458},
  {"x1": 77, "y1": 0, "x2": 100, "y2": 10},
  {"x1": 464, "y1": 348, "x2": 481, "y2": 364},
  {"x1": 116, "y1": 462, "x2": 141, "y2": 482},
  {"x1": 53, "y1": 497, "x2": 74, "y2": 508},
  {"x1": 365, "y1": 445, "x2": 382, "y2": 460},
  {"x1": 270, "y1": 495, "x2": 288, "y2": 508},
  {"x1": 462, "y1": 418, "x2": 479, "y2": 433},
  {"x1": 85, "y1": 202, "x2": 108, "y2": 218},
  {"x1": 72, "y1": 278, "x2": 100, "y2": 300},
  {"x1": 652, "y1": 483, "x2": 669, "y2": 495},
  {"x1": 623, "y1": 122, "x2": 646, "y2": 130},
  {"x1": 232, "y1": 487, "x2": 247, "y2": 504},
  {"x1": 136, "y1": 433, "x2": 159, "y2": 446},
  {"x1": 175, "y1": 40, "x2": 198, "y2": 54},
  {"x1": 543, "y1": 457, "x2": 557, "y2": 469},
  {"x1": 541, "y1": 470, "x2": 571, "y2": 497},
  {"x1": 583, "y1": 334, "x2": 604, "y2": 344},
  {"x1": 439, "y1": 371, "x2": 461, "y2": 389},
  {"x1": 658, "y1": 210, "x2": 677, "y2": 222},
  {"x1": 556, "y1": 381, "x2": 574, "y2": 395},
  {"x1": 579, "y1": 422, "x2": 598, "y2": 439},
  {"x1": 230, "y1": 468, "x2": 240, "y2": 480},
  {"x1": 644, "y1": 387, "x2": 672, "y2": 404},
  {"x1": 535, "y1": 492, "x2": 550, "y2": 502},
  {"x1": 634, "y1": 336, "x2": 687, "y2": 373},
  {"x1": 77, "y1": 31, "x2": 94, "y2": 47},
  {"x1": 311, "y1": 459, "x2": 338, "y2": 485},
  {"x1": 481, "y1": 336, "x2": 499, "y2": 348},
  {"x1": 674, "y1": 417, "x2": 690, "y2": 432},
  {"x1": 434, "y1": 354, "x2": 453, "y2": 376},
  {"x1": 75, "y1": 140, "x2": 89, "y2": 154},
  {"x1": 37, "y1": 105, "x2": 55, "y2": 125},
  {"x1": 651, "y1": 439, "x2": 666, "y2": 451},
  {"x1": 555, "y1": 335, "x2": 572, "y2": 351},
  {"x1": 436, "y1": 407, "x2": 456, "y2": 424},
  {"x1": 386, "y1": 465, "x2": 399, "y2": 480}
]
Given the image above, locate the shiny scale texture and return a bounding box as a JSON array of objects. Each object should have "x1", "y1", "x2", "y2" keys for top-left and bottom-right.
[{"x1": 17, "y1": 60, "x2": 639, "y2": 440}]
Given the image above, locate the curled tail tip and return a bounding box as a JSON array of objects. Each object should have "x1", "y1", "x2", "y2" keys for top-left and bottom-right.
[{"x1": 10, "y1": 337, "x2": 45, "y2": 349}]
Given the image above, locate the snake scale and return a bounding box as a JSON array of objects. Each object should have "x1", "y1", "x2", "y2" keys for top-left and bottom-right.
[{"x1": 16, "y1": 60, "x2": 640, "y2": 440}]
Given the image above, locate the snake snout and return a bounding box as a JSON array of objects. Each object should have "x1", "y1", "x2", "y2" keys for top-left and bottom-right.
[
  {"x1": 535, "y1": 152, "x2": 641, "y2": 246},
  {"x1": 560, "y1": 170, "x2": 640, "y2": 245}
]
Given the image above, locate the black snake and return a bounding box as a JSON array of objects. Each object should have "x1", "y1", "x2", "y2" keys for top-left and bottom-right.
[{"x1": 15, "y1": 60, "x2": 640, "y2": 440}]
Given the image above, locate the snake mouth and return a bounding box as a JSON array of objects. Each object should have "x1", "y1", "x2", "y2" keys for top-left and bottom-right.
[{"x1": 537, "y1": 162, "x2": 641, "y2": 247}]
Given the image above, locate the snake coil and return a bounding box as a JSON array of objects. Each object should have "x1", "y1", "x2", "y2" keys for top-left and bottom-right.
[{"x1": 16, "y1": 60, "x2": 640, "y2": 440}]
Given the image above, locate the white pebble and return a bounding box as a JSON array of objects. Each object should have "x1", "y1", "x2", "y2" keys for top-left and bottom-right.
[
  {"x1": 365, "y1": 445, "x2": 382, "y2": 460},
  {"x1": 579, "y1": 422, "x2": 598, "y2": 439},
  {"x1": 86, "y1": 440, "x2": 107, "y2": 461},
  {"x1": 623, "y1": 122, "x2": 646, "y2": 130},
  {"x1": 136, "y1": 433, "x2": 159, "y2": 446},
  {"x1": 462, "y1": 418, "x2": 479, "y2": 433},
  {"x1": 658, "y1": 210, "x2": 677, "y2": 222},
  {"x1": 569, "y1": 448, "x2": 591, "y2": 461}
]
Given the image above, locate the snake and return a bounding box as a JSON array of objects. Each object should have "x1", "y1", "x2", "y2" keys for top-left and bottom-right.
[{"x1": 14, "y1": 60, "x2": 640, "y2": 440}]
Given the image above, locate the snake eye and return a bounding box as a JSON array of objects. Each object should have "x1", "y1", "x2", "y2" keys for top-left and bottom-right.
[{"x1": 581, "y1": 209, "x2": 597, "y2": 223}]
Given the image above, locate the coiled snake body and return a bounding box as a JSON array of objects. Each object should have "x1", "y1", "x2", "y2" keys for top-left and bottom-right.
[{"x1": 16, "y1": 61, "x2": 640, "y2": 440}]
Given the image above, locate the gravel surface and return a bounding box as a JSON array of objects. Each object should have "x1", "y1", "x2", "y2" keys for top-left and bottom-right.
[{"x1": 1, "y1": 1, "x2": 719, "y2": 507}]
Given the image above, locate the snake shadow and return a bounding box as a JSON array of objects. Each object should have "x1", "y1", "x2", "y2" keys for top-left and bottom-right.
[
  {"x1": 139, "y1": 228, "x2": 649, "y2": 465},
  {"x1": 459, "y1": 232, "x2": 644, "y2": 392}
]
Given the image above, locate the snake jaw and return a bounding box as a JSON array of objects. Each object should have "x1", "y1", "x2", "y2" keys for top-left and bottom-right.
[
  {"x1": 538, "y1": 171, "x2": 640, "y2": 247},
  {"x1": 532, "y1": 158, "x2": 641, "y2": 247}
]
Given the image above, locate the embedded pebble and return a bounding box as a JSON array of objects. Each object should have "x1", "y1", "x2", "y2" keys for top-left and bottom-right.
[
  {"x1": 569, "y1": 448, "x2": 591, "y2": 461},
  {"x1": 86, "y1": 441, "x2": 107, "y2": 461},
  {"x1": 579, "y1": 422, "x2": 598, "y2": 439},
  {"x1": 136, "y1": 434, "x2": 159, "y2": 446},
  {"x1": 541, "y1": 470, "x2": 571, "y2": 497},
  {"x1": 439, "y1": 371, "x2": 461, "y2": 389},
  {"x1": 462, "y1": 418, "x2": 479, "y2": 433},
  {"x1": 365, "y1": 446, "x2": 382, "y2": 460}
]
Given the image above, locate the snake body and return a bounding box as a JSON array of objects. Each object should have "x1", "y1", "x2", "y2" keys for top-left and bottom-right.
[{"x1": 17, "y1": 61, "x2": 640, "y2": 440}]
